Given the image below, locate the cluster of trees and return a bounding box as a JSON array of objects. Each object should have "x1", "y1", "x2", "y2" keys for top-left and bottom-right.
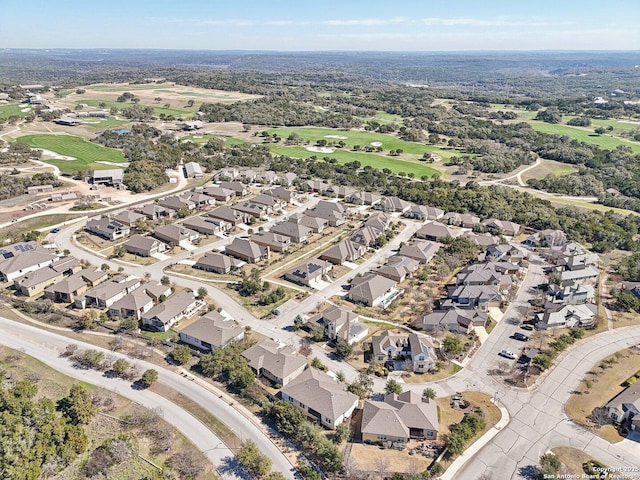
[
  {"x1": 0, "y1": 171, "x2": 62, "y2": 201},
  {"x1": 528, "y1": 173, "x2": 605, "y2": 197},
  {"x1": 0, "y1": 141, "x2": 39, "y2": 165},
  {"x1": 444, "y1": 412, "x2": 486, "y2": 455},
  {"x1": 532, "y1": 328, "x2": 584, "y2": 371},
  {"x1": 0, "y1": 380, "x2": 91, "y2": 479},
  {"x1": 236, "y1": 268, "x2": 286, "y2": 305},
  {"x1": 264, "y1": 400, "x2": 344, "y2": 473}
]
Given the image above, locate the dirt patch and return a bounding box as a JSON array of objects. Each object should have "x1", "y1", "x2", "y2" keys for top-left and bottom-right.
[
  {"x1": 551, "y1": 446, "x2": 605, "y2": 476},
  {"x1": 347, "y1": 443, "x2": 431, "y2": 475}
]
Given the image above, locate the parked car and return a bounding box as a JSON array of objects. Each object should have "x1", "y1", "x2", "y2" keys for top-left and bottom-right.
[
  {"x1": 499, "y1": 350, "x2": 517, "y2": 360},
  {"x1": 271, "y1": 309, "x2": 281, "y2": 316},
  {"x1": 50, "y1": 228, "x2": 60, "y2": 233},
  {"x1": 513, "y1": 332, "x2": 529, "y2": 342},
  {"x1": 521, "y1": 324, "x2": 534, "y2": 331}
]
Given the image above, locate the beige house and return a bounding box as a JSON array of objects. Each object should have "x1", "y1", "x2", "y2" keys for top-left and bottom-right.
[
  {"x1": 241, "y1": 339, "x2": 307, "y2": 386},
  {"x1": 179, "y1": 311, "x2": 245, "y2": 351},
  {"x1": 280, "y1": 368, "x2": 359, "y2": 429}
]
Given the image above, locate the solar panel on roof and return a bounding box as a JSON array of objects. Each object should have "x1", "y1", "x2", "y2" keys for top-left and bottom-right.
[{"x1": 308, "y1": 264, "x2": 321, "y2": 273}]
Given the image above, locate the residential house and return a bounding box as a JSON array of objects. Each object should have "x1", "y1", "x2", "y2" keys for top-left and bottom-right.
[
  {"x1": 306, "y1": 200, "x2": 347, "y2": 226},
  {"x1": 279, "y1": 172, "x2": 297, "y2": 187},
  {"x1": 481, "y1": 218, "x2": 522, "y2": 237},
  {"x1": 44, "y1": 268, "x2": 107, "y2": 303},
  {"x1": 371, "y1": 331, "x2": 409, "y2": 363},
  {"x1": 327, "y1": 185, "x2": 356, "y2": 198},
  {"x1": 158, "y1": 195, "x2": 196, "y2": 212},
  {"x1": 398, "y1": 241, "x2": 440, "y2": 264},
  {"x1": 231, "y1": 201, "x2": 271, "y2": 220},
  {"x1": 113, "y1": 210, "x2": 146, "y2": 227},
  {"x1": 141, "y1": 291, "x2": 203, "y2": 332},
  {"x1": 361, "y1": 391, "x2": 439, "y2": 445},
  {"x1": 182, "y1": 216, "x2": 231, "y2": 235},
  {"x1": 90, "y1": 169, "x2": 124, "y2": 186},
  {"x1": 255, "y1": 170, "x2": 278, "y2": 185},
  {"x1": 536, "y1": 303, "x2": 597, "y2": 329},
  {"x1": 455, "y1": 262, "x2": 516, "y2": 289},
  {"x1": 369, "y1": 331, "x2": 436, "y2": 373},
  {"x1": 219, "y1": 181, "x2": 249, "y2": 197},
  {"x1": 420, "y1": 308, "x2": 488, "y2": 334},
  {"x1": 179, "y1": 310, "x2": 245, "y2": 352},
  {"x1": 305, "y1": 180, "x2": 330, "y2": 194},
  {"x1": 75, "y1": 277, "x2": 141, "y2": 309},
  {"x1": 249, "y1": 232, "x2": 291, "y2": 253},
  {"x1": 251, "y1": 193, "x2": 285, "y2": 210},
  {"x1": 225, "y1": 238, "x2": 269, "y2": 263},
  {"x1": 346, "y1": 191, "x2": 382, "y2": 206},
  {"x1": 287, "y1": 214, "x2": 327, "y2": 233},
  {"x1": 153, "y1": 224, "x2": 199, "y2": 247},
  {"x1": 270, "y1": 221, "x2": 312, "y2": 243},
  {"x1": 208, "y1": 206, "x2": 251, "y2": 226},
  {"x1": 142, "y1": 284, "x2": 172, "y2": 302},
  {"x1": 280, "y1": 367, "x2": 359, "y2": 429},
  {"x1": 283, "y1": 258, "x2": 332, "y2": 288},
  {"x1": 108, "y1": 289, "x2": 154, "y2": 320},
  {"x1": 349, "y1": 273, "x2": 400, "y2": 308},
  {"x1": 320, "y1": 240, "x2": 366, "y2": 265},
  {"x1": 415, "y1": 222, "x2": 459, "y2": 242},
  {"x1": 193, "y1": 252, "x2": 241, "y2": 274},
  {"x1": 350, "y1": 226, "x2": 383, "y2": 248},
  {"x1": 85, "y1": 217, "x2": 130, "y2": 241},
  {"x1": 377, "y1": 256, "x2": 420, "y2": 283},
  {"x1": 135, "y1": 203, "x2": 174, "y2": 221},
  {"x1": 14, "y1": 267, "x2": 64, "y2": 297},
  {"x1": 237, "y1": 168, "x2": 256, "y2": 183},
  {"x1": 464, "y1": 232, "x2": 501, "y2": 248},
  {"x1": 364, "y1": 212, "x2": 392, "y2": 232},
  {"x1": 486, "y1": 244, "x2": 523, "y2": 262},
  {"x1": 306, "y1": 305, "x2": 368, "y2": 345},
  {"x1": 446, "y1": 284, "x2": 502, "y2": 311},
  {"x1": 215, "y1": 167, "x2": 240, "y2": 181},
  {"x1": 200, "y1": 186, "x2": 235, "y2": 202},
  {"x1": 443, "y1": 212, "x2": 481, "y2": 229},
  {"x1": 606, "y1": 385, "x2": 640, "y2": 430},
  {"x1": 404, "y1": 205, "x2": 444, "y2": 221},
  {"x1": 0, "y1": 245, "x2": 60, "y2": 282},
  {"x1": 264, "y1": 186, "x2": 298, "y2": 204},
  {"x1": 182, "y1": 192, "x2": 216, "y2": 208},
  {"x1": 242, "y1": 339, "x2": 307, "y2": 386},
  {"x1": 408, "y1": 333, "x2": 437, "y2": 373},
  {"x1": 184, "y1": 162, "x2": 204, "y2": 179},
  {"x1": 560, "y1": 266, "x2": 599, "y2": 286},
  {"x1": 547, "y1": 282, "x2": 595, "y2": 305},
  {"x1": 524, "y1": 229, "x2": 567, "y2": 248},
  {"x1": 375, "y1": 196, "x2": 412, "y2": 214}
]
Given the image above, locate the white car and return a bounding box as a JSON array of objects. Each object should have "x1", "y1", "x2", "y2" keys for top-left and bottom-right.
[{"x1": 500, "y1": 350, "x2": 517, "y2": 360}]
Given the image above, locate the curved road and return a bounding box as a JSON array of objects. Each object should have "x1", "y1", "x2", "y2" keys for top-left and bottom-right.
[{"x1": 0, "y1": 317, "x2": 295, "y2": 480}]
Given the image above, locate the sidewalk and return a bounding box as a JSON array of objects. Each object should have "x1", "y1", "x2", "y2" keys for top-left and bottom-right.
[{"x1": 438, "y1": 399, "x2": 510, "y2": 480}]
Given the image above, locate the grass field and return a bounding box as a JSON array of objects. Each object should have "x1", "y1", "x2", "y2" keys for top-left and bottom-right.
[
  {"x1": 520, "y1": 159, "x2": 578, "y2": 183},
  {"x1": 0, "y1": 102, "x2": 32, "y2": 119},
  {"x1": 528, "y1": 121, "x2": 640, "y2": 153},
  {"x1": 269, "y1": 144, "x2": 440, "y2": 177},
  {"x1": 181, "y1": 134, "x2": 247, "y2": 146},
  {"x1": 266, "y1": 126, "x2": 455, "y2": 158},
  {"x1": 16, "y1": 134, "x2": 128, "y2": 172},
  {"x1": 76, "y1": 98, "x2": 198, "y2": 118}
]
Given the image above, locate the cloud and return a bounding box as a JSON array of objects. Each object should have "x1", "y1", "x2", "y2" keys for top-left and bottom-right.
[
  {"x1": 322, "y1": 18, "x2": 390, "y2": 26},
  {"x1": 419, "y1": 17, "x2": 569, "y2": 28}
]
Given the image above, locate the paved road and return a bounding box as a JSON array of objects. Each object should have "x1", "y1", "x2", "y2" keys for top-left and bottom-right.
[{"x1": 0, "y1": 317, "x2": 295, "y2": 480}]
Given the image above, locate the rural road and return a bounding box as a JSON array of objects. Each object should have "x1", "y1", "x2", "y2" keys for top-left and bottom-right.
[{"x1": 0, "y1": 317, "x2": 296, "y2": 480}]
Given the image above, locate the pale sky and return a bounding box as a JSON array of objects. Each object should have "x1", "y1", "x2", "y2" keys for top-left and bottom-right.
[{"x1": 1, "y1": 0, "x2": 639, "y2": 51}]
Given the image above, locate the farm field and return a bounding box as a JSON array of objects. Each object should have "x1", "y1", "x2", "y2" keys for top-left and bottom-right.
[
  {"x1": 269, "y1": 144, "x2": 440, "y2": 177},
  {"x1": 16, "y1": 134, "x2": 128, "y2": 172},
  {"x1": 0, "y1": 102, "x2": 32, "y2": 119}
]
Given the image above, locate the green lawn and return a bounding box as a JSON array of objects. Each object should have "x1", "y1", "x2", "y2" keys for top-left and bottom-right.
[
  {"x1": 76, "y1": 98, "x2": 198, "y2": 118},
  {"x1": 0, "y1": 103, "x2": 31, "y2": 119},
  {"x1": 269, "y1": 144, "x2": 440, "y2": 177},
  {"x1": 181, "y1": 134, "x2": 247, "y2": 146},
  {"x1": 16, "y1": 134, "x2": 128, "y2": 172}
]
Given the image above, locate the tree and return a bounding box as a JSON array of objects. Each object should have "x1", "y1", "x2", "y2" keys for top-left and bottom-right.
[
  {"x1": 170, "y1": 345, "x2": 191, "y2": 365},
  {"x1": 237, "y1": 441, "x2": 272, "y2": 478},
  {"x1": 336, "y1": 371, "x2": 346, "y2": 383},
  {"x1": 538, "y1": 453, "x2": 561, "y2": 478},
  {"x1": 58, "y1": 384, "x2": 97, "y2": 425},
  {"x1": 168, "y1": 449, "x2": 206, "y2": 479},
  {"x1": 112, "y1": 358, "x2": 130, "y2": 377},
  {"x1": 335, "y1": 339, "x2": 354, "y2": 359},
  {"x1": 384, "y1": 378, "x2": 403, "y2": 395},
  {"x1": 293, "y1": 314, "x2": 304, "y2": 331},
  {"x1": 423, "y1": 387, "x2": 437, "y2": 400},
  {"x1": 100, "y1": 263, "x2": 110, "y2": 272},
  {"x1": 140, "y1": 369, "x2": 158, "y2": 388},
  {"x1": 311, "y1": 357, "x2": 326, "y2": 370},
  {"x1": 443, "y1": 336, "x2": 464, "y2": 355},
  {"x1": 332, "y1": 421, "x2": 350, "y2": 444},
  {"x1": 160, "y1": 275, "x2": 170, "y2": 286},
  {"x1": 118, "y1": 316, "x2": 139, "y2": 332},
  {"x1": 595, "y1": 126, "x2": 606, "y2": 136},
  {"x1": 196, "y1": 287, "x2": 208, "y2": 300},
  {"x1": 186, "y1": 99, "x2": 195, "y2": 108}
]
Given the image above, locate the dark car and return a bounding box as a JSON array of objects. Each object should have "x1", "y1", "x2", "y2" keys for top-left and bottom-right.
[
  {"x1": 271, "y1": 309, "x2": 281, "y2": 316},
  {"x1": 513, "y1": 332, "x2": 529, "y2": 342},
  {"x1": 50, "y1": 228, "x2": 60, "y2": 234},
  {"x1": 521, "y1": 324, "x2": 534, "y2": 331}
]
